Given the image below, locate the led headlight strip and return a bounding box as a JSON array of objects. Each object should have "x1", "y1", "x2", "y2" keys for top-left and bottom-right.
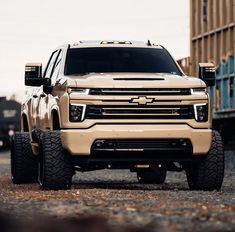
[{"x1": 190, "y1": 88, "x2": 207, "y2": 95}]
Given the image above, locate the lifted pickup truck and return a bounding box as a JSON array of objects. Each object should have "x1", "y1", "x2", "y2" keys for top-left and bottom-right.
[{"x1": 11, "y1": 40, "x2": 224, "y2": 190}]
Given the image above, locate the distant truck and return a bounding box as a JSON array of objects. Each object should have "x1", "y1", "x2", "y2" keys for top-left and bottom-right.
[{"x1": 0, "y1": 97, "x2": 21, "y2": 148}]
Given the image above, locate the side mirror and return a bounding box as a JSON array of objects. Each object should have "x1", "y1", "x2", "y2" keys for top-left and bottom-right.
[
  {"x1": 25, "y1": 63, "x2": 51, "y2": 86},
  {"x1": 198, "y1": 63, "x2": 216, "y2": 87}
]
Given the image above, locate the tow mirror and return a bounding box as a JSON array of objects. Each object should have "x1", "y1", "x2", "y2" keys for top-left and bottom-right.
[
  {"x1": 198, "y1": 63, "x2": 216, "y2": 87},
  {"x1": 25, "y1": 63, "x2": 51, "y2": 86}
]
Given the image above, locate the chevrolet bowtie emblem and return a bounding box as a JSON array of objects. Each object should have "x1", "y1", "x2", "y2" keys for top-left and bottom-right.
[{"x1": 130, "y1": 97, "x2": 154, "y2": 105}]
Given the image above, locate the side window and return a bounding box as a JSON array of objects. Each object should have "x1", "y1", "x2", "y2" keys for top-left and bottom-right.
[
  {"x1": 44, "y1": 50, "x2": 59, "y2": 78},
  {"x1": 51, "y1": 50, "x2": 63, "y2": 85}
]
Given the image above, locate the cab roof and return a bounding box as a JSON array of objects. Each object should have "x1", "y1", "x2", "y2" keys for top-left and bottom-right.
[{"x1": 68, "y1": 40, "x2": 163, "y2": 49}]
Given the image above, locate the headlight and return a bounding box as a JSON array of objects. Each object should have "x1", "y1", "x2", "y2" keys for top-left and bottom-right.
[
  {"x1": 68, "y1": 88, "x2": 89, "y2": 94},
  {"x1": 194, "y1": 104, "x2": 208, "y2": 122},
  {"x1": 69, "y1": 104, "x2": 86, "y2": 122},
  {"x1": 191, "y1": 88, "x2": 207, "y2": 95}
]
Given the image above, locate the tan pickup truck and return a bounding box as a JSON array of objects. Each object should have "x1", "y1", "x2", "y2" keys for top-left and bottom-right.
[{"x1": 11, "y1": 40, "x2": 224, "y2": 190}]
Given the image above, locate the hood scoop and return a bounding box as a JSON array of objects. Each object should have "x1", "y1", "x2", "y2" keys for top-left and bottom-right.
[{"x1": 113, "y1": 77, "x2": 164, "y2": 81}]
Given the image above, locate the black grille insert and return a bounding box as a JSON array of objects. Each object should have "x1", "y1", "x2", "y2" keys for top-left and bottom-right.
[
  {"x1": 86, "y1": 105, "x2": 194, "y2": 119},
  {"x1": 89, "y1": 88, "x2": 191, "y2": 96}
]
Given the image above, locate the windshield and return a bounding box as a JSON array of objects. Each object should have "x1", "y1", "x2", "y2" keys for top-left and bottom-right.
[{"x1": 65, "y1": 47, "x2": 182, "y2": 76}]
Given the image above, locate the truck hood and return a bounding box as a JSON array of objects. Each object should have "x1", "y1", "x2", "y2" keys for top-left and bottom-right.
[{"x1": 60, "y1": 73, "x2": 205, "y2": 88}]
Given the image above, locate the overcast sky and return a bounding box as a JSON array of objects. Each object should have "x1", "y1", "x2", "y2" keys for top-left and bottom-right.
[{"x1": 0, "y1": 0, "x2": 189, "y2": 100}]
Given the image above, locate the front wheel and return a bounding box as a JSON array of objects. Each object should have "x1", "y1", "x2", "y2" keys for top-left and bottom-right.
[
  {"x1": 186, "y1": 131, "x2": 224, "y2": 191},
  {"x1": 38, "y1": 131, "x2": 73, "y2": 190}
]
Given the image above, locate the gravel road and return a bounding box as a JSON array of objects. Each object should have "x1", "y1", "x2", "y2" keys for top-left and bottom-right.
[{"x1": 0, "y1": 149, "x2": 234, "y2": 232}]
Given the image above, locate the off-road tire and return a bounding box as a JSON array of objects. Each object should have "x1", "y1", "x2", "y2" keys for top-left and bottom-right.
[
  {"x1": 137, "y1": 168, "x2": 167, "y2": 184},
  {"x1": 11, "y1": 132, "x2": 38, "y2": 184},
  {"x1": 186, "y1": 130, "x2": 224, "y2": 191},
  {"x1": 39, "y1": 131, "x2": 73, "y2": 190}
]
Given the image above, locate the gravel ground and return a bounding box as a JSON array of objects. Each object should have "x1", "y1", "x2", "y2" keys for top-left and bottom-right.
[{"x1": 0, "y1": 149, "x2": 234, "y2": 232}]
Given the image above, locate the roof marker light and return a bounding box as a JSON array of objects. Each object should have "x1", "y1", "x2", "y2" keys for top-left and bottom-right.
[{"x1": 147, "y1": 40, "x2": 152, "y2": 46}]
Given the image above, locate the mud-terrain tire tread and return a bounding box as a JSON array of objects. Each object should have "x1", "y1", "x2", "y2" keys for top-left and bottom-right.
[
  {"x1": 186, "y1": 130, "x2": 224, "y2": 191},
  {"x1": 39, "y1": 131, "x2": 73, "y2": 190},
  {"x1": 137, "y1": 168, "x2": 167, "y2": 184},
  {"x1": 11, "y1": 132, "x2": 38, "y2": 184}
]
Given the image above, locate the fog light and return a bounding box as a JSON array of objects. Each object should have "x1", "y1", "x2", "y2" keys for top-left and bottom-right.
[
  {"x1": 8, "y1": 129, "x2": 14, "y2": 137},
  {"x1": 194, "y1": 104, "x2": 208, "y2": 122},
  {"x1": 180, "y1": 139, "x2": 187, "y2": 147},
  {"x1": 95, "y1": 140, "x2": 105, "y2": 148},
  {"x1": 69, "y1": 104, "x2": 86, "y2": 122}
]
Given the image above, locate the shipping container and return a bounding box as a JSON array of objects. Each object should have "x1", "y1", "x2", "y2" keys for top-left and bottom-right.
[{"x1": 188, "y1": 0, "x2": 235, "y2": 145}]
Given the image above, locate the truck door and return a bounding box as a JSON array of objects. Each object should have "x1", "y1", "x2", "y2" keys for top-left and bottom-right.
[
  {"x1": 32, "y1": 50, "x2": 59, "y2": 130},
  {"x1": 38, "y1": 50, "x2": 62, "y2": 129}
]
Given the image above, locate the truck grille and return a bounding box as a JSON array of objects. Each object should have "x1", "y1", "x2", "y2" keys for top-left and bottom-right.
[
  {"x1": 89, "y1": 88, "x2": 191, "y2": 96},
  {"x1": 86, "y1": 105, "x2": 194, "y2": 119}
]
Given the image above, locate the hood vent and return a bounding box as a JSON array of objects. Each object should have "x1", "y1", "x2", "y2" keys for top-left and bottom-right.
[{"x1": 113, "y1": 78, "x2": 164, "y2": 81}]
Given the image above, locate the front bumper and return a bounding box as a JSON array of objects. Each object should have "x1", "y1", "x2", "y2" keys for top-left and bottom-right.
[{"x1": 61, "y1": 124, "x2": 212, "y2": 156}]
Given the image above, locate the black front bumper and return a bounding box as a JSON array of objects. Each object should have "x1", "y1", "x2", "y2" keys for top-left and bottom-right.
[{"x1": 86, "y1": 139, "x2": 193, "y2": 164}]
